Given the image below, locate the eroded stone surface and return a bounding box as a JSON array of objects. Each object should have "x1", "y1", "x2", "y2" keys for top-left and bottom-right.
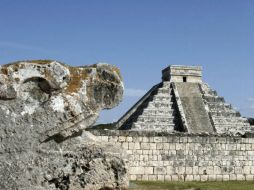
[{"x1": 0, "y1": 60, "x2": 127, "y2": 190}]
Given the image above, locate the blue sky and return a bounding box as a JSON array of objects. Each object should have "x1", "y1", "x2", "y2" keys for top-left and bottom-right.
[{"x1": 0, "y1": 0, "x2": 253, "y2": 122}]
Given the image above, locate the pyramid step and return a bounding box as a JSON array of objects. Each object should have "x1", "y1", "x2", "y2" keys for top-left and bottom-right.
[
  {"x1": 151, "y1": 95, "x2": 172, "y2": 102},
  {"x1": 212, "y1": 117, "x2": 249, "y2": 123},
  {"x1": 203, "y1": 95, "x2": 225, "y2": 103},
  {"x1": 210, "y1": 111, "x2": 240, "y2": 117},
  {"x1": 135, "y1": 116, "x2": 175, "y2": 123},
  {"x1": 131, "y1": 123, "x2": 175, "y2": 130},
  {"x1": 161, "y1": 82, "x2": 171, "y2": 87},
  {"x1": 156, "y1": 88, "x2": 171, "y2": 94},
  {"x1": 207, "y1": 102, "x2": 232, "y2": 110},
  {"x1": 215, "y1": 124, "x2": 251, "y2": 127},
  {"x1": 147, "y1": 102, "x2": 173, "y2": 108},
  {"x1": 133, "y1": 121, "x2": 175, "y2": 126},
  {"x1": 139, "y1": 112, "x2": 175, "y2": 117},
  {"x1": 141, "y1": 110, "x2": 175, "y2": 116},
  {"x1": 213, "y1": 121, "x2": 250, "y2": 126}
]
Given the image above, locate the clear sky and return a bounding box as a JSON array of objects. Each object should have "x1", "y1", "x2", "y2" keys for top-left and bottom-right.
[{"x1": 0, "y1": 0, "x2": 253, "y2": 122}]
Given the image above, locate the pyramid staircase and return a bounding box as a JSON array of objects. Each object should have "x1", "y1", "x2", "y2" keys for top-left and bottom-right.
[
  {"x1": 116, "y1": 82, "x2": 182, "y2": 131},
  {"x1": 200, "y1": 83, "x2": 251, "y2": 134}
]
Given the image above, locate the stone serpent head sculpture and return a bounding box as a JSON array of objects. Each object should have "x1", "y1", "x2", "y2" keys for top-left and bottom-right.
[
  {"x1": 0, "y1": 60, "x2": 123, "y2": 140},
  {"x1": 0, "y1": 60, "x2": 127, "y2": 190}
]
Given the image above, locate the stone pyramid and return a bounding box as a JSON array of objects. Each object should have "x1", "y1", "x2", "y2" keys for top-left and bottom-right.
[{"x1": 115, "y1": 65, "x2": 252, "y2": 134}]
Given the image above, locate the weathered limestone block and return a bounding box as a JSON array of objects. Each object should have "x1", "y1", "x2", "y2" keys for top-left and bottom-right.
[{"x1": 0, "y1": 60, "x2": 127, "y2": 190}]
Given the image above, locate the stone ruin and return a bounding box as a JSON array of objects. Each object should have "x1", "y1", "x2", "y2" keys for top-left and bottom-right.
[
  {"x1": 0, "y1": 60, "x2": 128, "y2": 190},
  {"x1": 116, "y1": 65, "x2": 252, "y2": 134}
]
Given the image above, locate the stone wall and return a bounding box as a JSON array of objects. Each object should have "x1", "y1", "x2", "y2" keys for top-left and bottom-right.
[{"x1": 91, "y1": 130, "x2": 254, "y2": 181}]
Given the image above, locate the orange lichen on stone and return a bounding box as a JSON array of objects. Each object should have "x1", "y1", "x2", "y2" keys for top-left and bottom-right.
[
  {"x1": 1, "y1": 67, "x2": 8, "y2": 75},
  {"x1": 42, "y1": 67, "x2": 56, "y2": 85},
  {"x1": 14, "y1": 78, "x2": 20, "y2": 82},
  {"x1": 25, "y1": 60, "x2": 54, "y2": 65},
  {"x1": 65, "y1": 67, "x2": 89, "y2": 94}
]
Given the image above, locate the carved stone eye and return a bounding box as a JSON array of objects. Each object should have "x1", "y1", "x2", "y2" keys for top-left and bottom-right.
[{"x1": 23, "y1": 77, "x2": 52, "y2": 94}]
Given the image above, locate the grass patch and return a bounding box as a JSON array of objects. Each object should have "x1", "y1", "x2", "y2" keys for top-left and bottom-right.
[{"x1": 129, "y1": 180, "x2": 254, "y2": 190}]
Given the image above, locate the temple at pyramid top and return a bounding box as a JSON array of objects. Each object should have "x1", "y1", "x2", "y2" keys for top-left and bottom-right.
[
  {"x1": 115, "y1": 65, "x2": 252, "y2": 134},
  {"x1": 162, "y1": 65, "x2": 202, "y2": 83}
]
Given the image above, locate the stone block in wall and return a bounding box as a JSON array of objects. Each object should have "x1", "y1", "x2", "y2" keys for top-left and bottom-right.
[
  {"x1": 171, "y1": 175, "x2": 179, "y2": 181},
  {"x1": 165, "y1": 175, "x2": 172, "y2": 181},
  {"x1": 140, "y1": 155, "x2": 149, "y2": 161},
  {"x1": 109, "y1": 136, "x2": 118, "y2": 142},
  {"x1": 208, "y1": 175, "x2": 216, "y2": 181},
  {"x1": 144, "y1": 167, "x2": 153, "y2": 175},
  {"x1": 163, "y1": 161, "x2": 170, "y2": 166},
  {"x1": 148, "y1": 175, "x2": 157, "y2": 181},
  {"x1": 134, "y1": 142, "x2": 140, "y2": 150},
  {"x1": 206, "y1": 166, "x2": 214, "y2": 175},
  {"x1": 122, "y1": 142, "x2": 128, "y2": 149},
  {"x1": 118, "y1": 136, "x2": 126, "y2": 142},
  {"x1": 222, "y1": 175, "x2": 229, "y2": 181},
  {"x1": 249, "y1": 138, "x2": 254, "y2": 144},
  {"x1": 130, "y1": 175, "x2": 137, "y2": 180},
  {"x1": 142, "y1": 175, "x2": 149, "y2": 181},
  {"x1": 150, "y1": 143, "x2": 156, "y2": 150},
  {"x1": 126, "y1": 136, "x2": 133, "y2": 142},
  {"x1": 193, "y1": 175, "x2": 200, "y2": 181},
  {"x1": 198, "y1": 167, "x2": 207, "y2": 175},
  {"x1": 136, "y1": 175, "x2": 142, "y2": 181},
  {"x1": 176, "y1": 166, "x2": 185, "y2": 175},
  {"x1": 172, "y1": 136, "x2": 179, "y2": 143},
  {"x1": 200, "y1": 175, "x2": 208, "y2": 181},
  {"x1": 149, "y1": 137, "x2": 154, "y2": 143},
  {"x1": 129, "y1": 142, "x2": 135, "y2": 149},
  {"x1": 166, "y1": 166, "x2": 174, "y2": 175},
  {"x1": 235, "y1": 167, "x2": 243, "y2": 174},
  {"x1": 162, "y1": 143, "x2": 170, "y2": 149},
  {"x1": 154, "y1": 167, "x2": 166, "y2": 175},
  {"x1": 169, "y1": 144, "x2": 176, "y2": 150},
  {"x1": 216, "y1": 175, "x2": 223, "y2": 181},
  {"x1": 130, "y1": 167, "x2": 144, "y2": 175},
  {"x1": 162, "y1": 137, "x2": 168, "y2": 143},
  {"x1": 176, "y1": 143, "x2": 185, "y2": 150},
  {"x1": 193, "y1": 166, "x2": 199, "y2": 175},
  {"x1": 245, "y1": 175, "x2": 254, "y2": 181},
  {"x1": 246, "y1": 144, "x2": 252, "y2": 151},
  {"x1": 229, "y1": 174, "x2": 237, "y2": 180},
  {"x1": 154, "y1": 137, "x2": 162, "y2": 143},
  {"x1": 185, "y1": 167, "x2": 193, "y2": 175},
  {"x1": 143, "y1": 137, "x2": 149, "y2": 142},
  {"x1": 179, "y1": 137, "x2": 188, "y2": 143},
  {"x1": 153, "y1": 150, "x2": 160, "y2": 156},
  {"x1": 243, "y1": 166, "x2": 251, "y2": 174},
  {"x1": 236, "y1": 174, "x2": 245, "y2": 180},
  {"x1": 185, "y1": 175, "x2": 194, "y2": 181},
  {"x1": 156, "y1": 143, "x2": 163, "y2": 150},
  {"x1": 140, "y1": 142, "x2": 150, "y2": 150},
  {"x1": 158, "y1": 175, "x2": 165, "y2": 181}
]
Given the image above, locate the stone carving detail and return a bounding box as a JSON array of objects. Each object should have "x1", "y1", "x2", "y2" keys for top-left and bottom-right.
[{"x1": 0, "y1": 60, "x2": 127, "y2": 190}]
